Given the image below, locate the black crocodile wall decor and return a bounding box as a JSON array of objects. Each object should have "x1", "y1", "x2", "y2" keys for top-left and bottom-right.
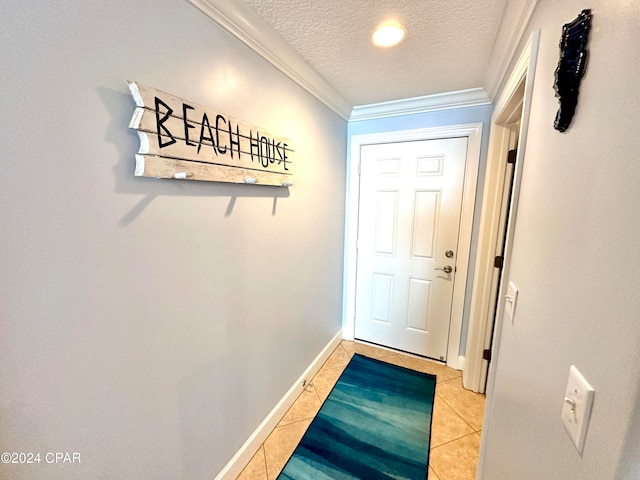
[{"x1": 553, "y1": 9, "x2": 592, "y2": 132}]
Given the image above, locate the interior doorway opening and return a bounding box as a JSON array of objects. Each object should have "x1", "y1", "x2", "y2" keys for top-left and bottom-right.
[{"x1": 463, "y1": 31, "x2": 540, "y2": 395}]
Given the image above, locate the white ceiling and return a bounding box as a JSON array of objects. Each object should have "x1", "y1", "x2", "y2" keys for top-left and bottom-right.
[{"x1": 240, "y1": 0, "x2": 509, "y2": 107}]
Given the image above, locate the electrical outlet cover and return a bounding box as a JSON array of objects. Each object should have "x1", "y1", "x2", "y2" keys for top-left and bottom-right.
[{"x1": 561, "y1": 365, "x2": 595, "y2": 454}]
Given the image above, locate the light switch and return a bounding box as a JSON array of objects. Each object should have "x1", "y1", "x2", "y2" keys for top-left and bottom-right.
[
  {"x1": 561, "y1": 365, "x2": 595, "y2": 454},
  {"x1": 504, "y1": 281, "x2": 518, "y2": 322}
]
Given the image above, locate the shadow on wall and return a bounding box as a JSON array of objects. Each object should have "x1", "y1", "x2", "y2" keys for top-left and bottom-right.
[
  {"x1": 98, "y1": 86, "x2": 290, "y2": 224},
  {"x1": 615, "y1": 353, "x2": 640, "y2": 479}
]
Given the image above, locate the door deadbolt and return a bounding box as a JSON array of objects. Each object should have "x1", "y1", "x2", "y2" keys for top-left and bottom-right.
[
  {"x1": 445, "y1": 250, "x2": 454, "y2": 258},
  {"x1": 436, "y1": 265, "x2": 453, "y2": 274}
]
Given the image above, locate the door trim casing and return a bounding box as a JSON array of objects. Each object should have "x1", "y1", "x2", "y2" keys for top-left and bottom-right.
[
  {"x1": 344, "y1": 123, "x2": 483, "y2": 369},
  {"x1": 474, "y1": 29, "x2": 540, "y2": 478},
  {"x1": 464, "y1": 30, "x2": 540, "y2": 394}
]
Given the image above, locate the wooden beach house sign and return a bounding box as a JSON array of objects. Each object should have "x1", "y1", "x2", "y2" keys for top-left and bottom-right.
[{"x1": 128, "y1": 81, "x2": 293, "y2": 187}]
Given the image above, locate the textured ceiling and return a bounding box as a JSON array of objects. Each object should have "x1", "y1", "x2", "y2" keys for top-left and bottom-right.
[{"x1": 241, "y1": 0, "x2": 508, "y2": 106}]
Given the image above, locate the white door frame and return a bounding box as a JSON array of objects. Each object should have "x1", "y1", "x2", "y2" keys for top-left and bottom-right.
[
  {"x1": 344, "y1": 123, "x2": 482, "y2": 369},
  {"x1": 464, "y1": 31, "x2": 540, "y2": 394}
]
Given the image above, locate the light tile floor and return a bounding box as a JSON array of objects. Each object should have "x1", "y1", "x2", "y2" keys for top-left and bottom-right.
[{"x1": 237, "y1": 340, "x2": 486, "y2": 480}]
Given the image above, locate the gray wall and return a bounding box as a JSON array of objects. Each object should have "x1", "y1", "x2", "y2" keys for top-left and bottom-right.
[
  {"x1": 347, "y1": 105, "x2": 494, "y2": 356},
  {"x1": 481, "y1": 1, "x2": 640, "y2": 478},
  {"x1": 0, "y1": 1, "x2": 346, "y2": 479}
]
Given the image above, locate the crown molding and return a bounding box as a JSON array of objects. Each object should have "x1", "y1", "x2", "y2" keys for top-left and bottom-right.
[
  {"x1": 188, "y1": 0, "x2": 352, "y2": 120},
  {"x1": 349, "y1": 88, "x2": 491, "y2": 122},
  {"x1": 485, "y1": 0, "x2": 540, "y2": 100}
]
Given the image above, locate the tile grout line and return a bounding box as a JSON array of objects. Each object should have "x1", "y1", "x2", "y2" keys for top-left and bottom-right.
[
  {"x1": 435, "y1": 378, "x2": 485, "y2": 431},
  {"x1": 435, "y1": 392, "x2": 480, "y2": 433},
  {"x1": 265, "y1": 418, "x2": 313, "y2": 480},
  {"x1": 429, "y1": 430, "x2": 480, "y2": 450},
  {"x1": 260, "y1": 447, "x2": 270, "y2": 480},
  {"x1": 428, "y1": 431, "x2": 482, "y2": 480},
  {"x1": 311, "y1": 384, "x2": 322, "y2": 404},
  {"x1": 430, "y1": 462, "x2": 444, "y2": 480}
]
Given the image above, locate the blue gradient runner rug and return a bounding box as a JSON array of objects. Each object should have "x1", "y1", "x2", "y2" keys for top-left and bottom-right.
[{"x1": 278, "y1": 353, "x2": 436, "y2": 480}]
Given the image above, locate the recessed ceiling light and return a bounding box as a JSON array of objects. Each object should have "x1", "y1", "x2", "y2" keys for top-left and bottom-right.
[{"x1": 372, "y1": 22, "x2": 407, "y2": 48}]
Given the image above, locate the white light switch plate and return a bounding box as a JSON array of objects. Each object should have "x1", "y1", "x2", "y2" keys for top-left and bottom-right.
[
  {"x1": 505, "y1": 281, "x2": 518, "y2": 321},
  {"x1": 561, "y1": 365, "x2": 595, "y2": 454}
]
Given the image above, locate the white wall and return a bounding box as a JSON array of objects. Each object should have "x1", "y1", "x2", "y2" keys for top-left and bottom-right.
[
  {"x1": 0, "y1": 1, "x2": 346, "y2": 479},
  {"x1": 481, "y1": 1, "x2": 640, "y2": 478}
]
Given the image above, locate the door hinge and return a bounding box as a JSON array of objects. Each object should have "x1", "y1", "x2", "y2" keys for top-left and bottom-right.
[
  {"x1": 507, "y1": 149, "x2": 517, "y2": 164},
  {"x1": 483, "y1": 349, "x2": 492, "y2": 361},
  {"x1": 494, "y1": 256, "x2": 504, "y2": 269}
]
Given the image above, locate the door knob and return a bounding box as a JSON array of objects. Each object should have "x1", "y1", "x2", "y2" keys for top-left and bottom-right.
[
  {"x1": 436, "y1": 265, "x2": 453, "y2": 274},
  {"x1": 445, "y1": 250, "x2": 454, "y2": 258}
]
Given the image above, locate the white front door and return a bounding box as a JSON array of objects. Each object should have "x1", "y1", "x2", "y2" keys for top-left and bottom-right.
[{"x1": 354, "y1": 137, "x2": 469, "y2": 360}]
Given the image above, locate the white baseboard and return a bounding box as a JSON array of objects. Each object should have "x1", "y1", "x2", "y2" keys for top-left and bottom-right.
[{"x1": 214, "y1": 329, "x2": 344, "y2": 480}]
